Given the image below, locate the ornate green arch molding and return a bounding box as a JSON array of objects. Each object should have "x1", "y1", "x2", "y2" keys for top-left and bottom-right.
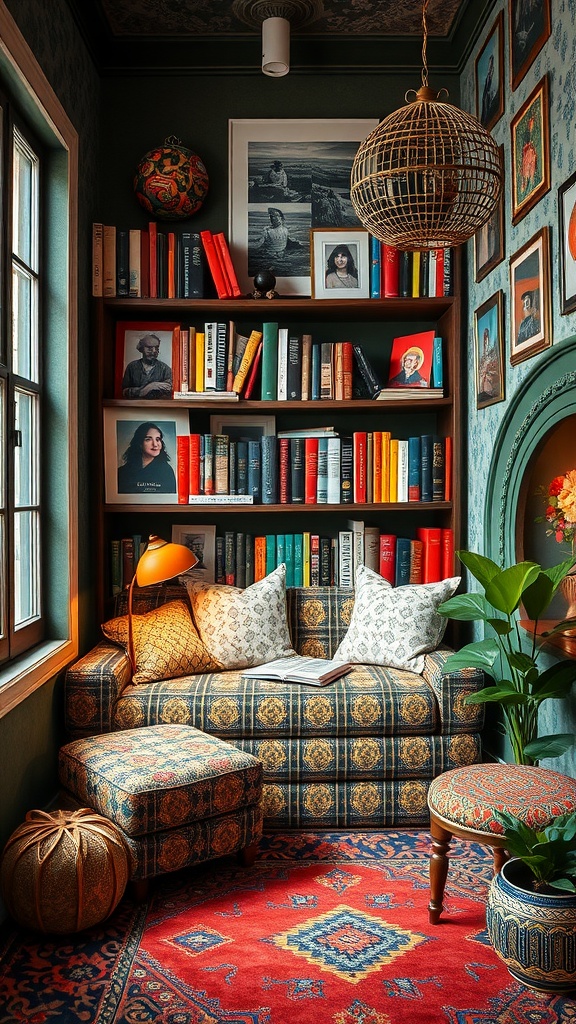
[{"x1": 484, "y1": 337, "x2": 576, "y2": 567}]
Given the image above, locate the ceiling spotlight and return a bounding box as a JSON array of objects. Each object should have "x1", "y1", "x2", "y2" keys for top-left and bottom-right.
[{"x1": 232, "y1": 0, "x2": 324, "y2": 77}]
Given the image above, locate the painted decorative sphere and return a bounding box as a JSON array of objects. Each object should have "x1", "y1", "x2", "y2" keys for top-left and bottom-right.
[{"x1": 134, "y1": 136, "x2": 209, "y2": 220}]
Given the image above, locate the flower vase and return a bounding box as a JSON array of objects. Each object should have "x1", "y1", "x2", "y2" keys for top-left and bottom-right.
[{"x1": 560, "y1": 572, "x2": 576, "y2": 635}]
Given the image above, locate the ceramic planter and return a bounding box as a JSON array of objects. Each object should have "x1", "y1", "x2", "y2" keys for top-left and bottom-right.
[{"x1": 486, "y1": 857, "x2": 576, "y2": 993}]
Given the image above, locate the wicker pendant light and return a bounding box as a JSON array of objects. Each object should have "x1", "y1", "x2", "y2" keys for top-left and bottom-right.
[{"x1": 350, "y1": 0, "x2": 503, "y2": 251}]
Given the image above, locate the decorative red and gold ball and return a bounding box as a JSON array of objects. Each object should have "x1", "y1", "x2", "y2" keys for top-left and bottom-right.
[{"x1": 134, "y1": 136, "x2": 209, "y2": 220}]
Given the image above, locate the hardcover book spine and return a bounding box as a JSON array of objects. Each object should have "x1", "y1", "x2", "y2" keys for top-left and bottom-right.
[
  {"x1": 110, "y1": 539, "x2": 122, "y2": 596},
  {"x1": 417, "y1": 526, "x2": 442, "y2": 582},
  {"x1": 180, "y1": 232, "x2": 204, "y2": 299},
  {"x1": 409, "y1": 538, "x2": 424, "y2": 583},
  {"x1": 443, "y1": 247, "x2": 452, "y2": 295},
  {"x1": 92, "y1": 222, "x2": 103, "y2": 297},
  {"x1": 189, "y1": 434, "x2": 201, "y2": 495},
  {"x1": 382, "y1": 243, "x2": 399, "y2": 297},
  {"x1": 304, "y1": 438, "x2": 319, "y2": 504},
  {"x1": 225, "y1": 531, "x2": 235, "y2": 585},
  {"x1": 316, "y1": 438, "x2": 328, "y2": 503},
  {"x1": 156, "y1": 230, "x2": 167, "y2": 298},
  {"x1": 302, "y1": 532, "x2": 311, "y2": 586},
  {"x1": 235, "y1": 533, "x2": 246, "y2": 589},
  {"x1": 334, "y1": 342, "x2": 344, "y2": 401},
  {"x1": 320, "y1": 536, "x2": 331, "y2": 585},
  {"x1": 248, "y1": 439, "x2": 261, "y2": 502},
  {"x1": 277, "y1": 328, "x2": 289, "y2": 401},
  {"x1": 116, "y1": 229, "x2": 129, "y2": 296},
  {"x1": 379, "y1": 534, "x2": 396, "y2": 584},
  {"x1": 338, "y1": 530, "x2": 353, "y2": 588},
  {"x1": 128, "y1": 229, "x2": 141, "y2": 297},
  {"x1": 121, "y1": 537, "x2": 135, "y2": 590},
  {"x1": 279, "y1": 437, "x2": 291, "y2": 503},
  {"x1": 215, "y1": 322, "x2": 228, "y2": 391},
  {"x1": 411, "y1": 250, "x2": 421, "y2": 298},
  {"x1": 419, "y1": 250, "x2": 429, "y2": 296},
  {"x1": 441, "y1": 527, "x2": 454, "y2": 579},
  {"x1": 428, "y1": 248, "x2": 437, "y2": 297},
  {"x1": 284, "y1": 534, "x2": 295, "y2": 588},
  {"x1": 229, "y1": 440, "x2": 237, "y2": 494},
  {"x1": 408, "y1": 436, "x2": 421, "y2": 501},
  {"x1": 311, "y1": 344, "x2": 321, "y2": 400},
  {"x1": 276, "y1": 534, "x2": 286, "y2": 571},
  {"x1": 261, "y1": 435, "x2": 278, "y2": 504},
  {"x1": 140, "y1": 231, "x2": 150, "y2": 298},
  {"x1": 397, "y1": 439, "x2": 409, "y2": 502},
  {"x1": 261, "y1": 322, "x2": 279, "y2": 401},
  {"x1": 395, "y1": 536, "x2": 411, "y2": 586},
  {"x1": 254, "y1": 536, "x2": 267, "y2": 582},
  {"x1": 242, "y1": 339, "x2": 263, "y2": 399},
  {"x1": 245, "y1": 534, "x2": 255, "y2": 588},
  {"x1": 364, "y1": 526, "x2": 380, "y2": 573},
  {"x1": 444, "y1": 436, "x2": 453, "y2": 501},
  {"x1": 432, "y1": 436, "x2": 445, "y2": 502},
  {"x1": 103, "y1": 224, "x2": 116, "y2": 297},
  {"x1": 290, "y1": 438, "x2": 305, "y2": 504},
  {"x1": 203, "y1": 434, "x2": 215, "y2": 495},
  {"x1": 366, "y1": 432, "x2": 373, "y2": 503},
  {"x1": 177, "y1": 435, "x2": 190, "y2": 504},
  {"x1": 204, "y1": 323, "x2": 217, "y2": 391},
  {"x1": 232, "y1": 329, "x2": 263, "y2": 394},
  {"x1": 287, "y1": 335, "x2": 302, "y2": 400},
  {"x1": 195, "y1": 332, "x2": 205, "y2": 392},
  {"x1": 399, "y1": 249, "x2": 412, "y2": 298},
  {"x1": 435, "y1": 248, "x2": 445, "y2": 297},
  {"x1": 216, "y1": 536, "x2": 225, "y2": 584},
  {"x1": 213, "y1": 231, "x2": 242, "y2": 297},
  {"x1": 342, "y1": 341, "x2": 354, "y2": 400},
  {"x1": 214, "y1": 434, "x2": 229, "y2": 495},
  {"x1": 380, "y1": 431, "x2": 391, "y2": 503},
  {"x1": 232, "y1": 331, "x2": 249, "y2": 378},
  {"x1": 370, "y1": 235, "x2": 381, "y2": 299},
  {"x1": 352, "y1": 344, "x2": 381, "y2": 397},
  {"x1": 310, "y1": 534, "x2": 320, "y2": 587},
  {"x1": 340, "y1": 435, "x2": 353, "y2": 503},
  {"x1": 327, "y1": 437, "x2": 341, "y2": 504},
  {"x1": 432, "y1": 336, "x2": 443, "y2": 389},
  {"x1": 320, "y1": 342, "x2": 333, "y2": 399},
  {"x1": 353, "y1": 432, "x2": 367, "y2": 503},
  {"x1": 420, "y1": 434, "x2": 433, "y2": 502},
  {"x1": 226, "y1": 321, "x2": 236, "y2": 392},
  {"x1": 200, "y1": 229, "x2": 230, "y2": 299},
  {"x1": 347, "y1": 519, "x2": 364, "y2": 584},
  {"x1": 148, "y1": 222, "x2": 157, "y2": 298},
  {"x1": 389, "y1": 439, "x2": 399, "y2": 502},
  {"x1": 301, "y1": 334, "x2": 312, "y2": 401},
  {"x1": 266, "y1": 534, "x2": 276, "y2": 575},
  {"x1": 293, "y1": 533, "x2": 304, "y2": 587},
  {"x1": 167, "y1": 231, "x2": 176, "y2": 299},
  {"x1": 236, "y1": 440, "x2": 248, "y2": 495}
]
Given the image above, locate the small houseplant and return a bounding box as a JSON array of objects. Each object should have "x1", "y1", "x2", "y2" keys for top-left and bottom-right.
[
  {"x1": 438, "y1": 551, "x2": 576, "y2": 765},
  {"x1": 492, "y1": 808, "x2": 576, "y2": 894}
]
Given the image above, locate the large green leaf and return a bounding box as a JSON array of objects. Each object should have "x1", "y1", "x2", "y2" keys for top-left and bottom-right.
[
  {"x1": 508, "y1": 651, "x2": 537, "y2": 674},
  {"x1": 531, "y1": 661, "x2": 576, "y2": 699},
  {"x1": 438, "y1": 592, "x2": 492, "y2": 621},
  {"x1": 465, "y1": 682, "x2": 527, "y2": 706},
  {"x1": 522, "y1": 572, "x2": 556, "y2": 620},
  {"x1": 441, "y1": 638, "x2": 500, "y2": 673},
  {"x1": 456, "y1": 550, "x2": 501, "y2": 589},
  {"x1": 485, "y1": 562, "x2": 541, "y2": 615},
  {"x1": 524, "y1": 733, "x2": 575, "y2": 760},
  {"x1": 543, "y1": 558, "x2": 576, "y2": 588}
]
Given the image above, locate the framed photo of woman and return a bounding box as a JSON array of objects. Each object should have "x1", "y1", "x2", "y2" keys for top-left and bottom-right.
[
  {"x1": 474, "y1": 291, "x2": 505, "y2": 409},
  {"x1": 558, "y1": 169, "x2": 576, "y2": 315},
  {"x1": 310, "y1": 228, "x2": 370, "y2": 299},
  {"x1": 509, "y1": 227, "x2": 551, "y2": 366},
  {"x1": 508, "y1": 0, "x2": 551, "y2": 91},
  {"x1": 511, "y1": 75, "x2": 550, "y2": 225},
  {"x1": 475, "y1": 12, "x2": 504, "y2": 132},
  {"x1": 103, "y1": 407, "x2": 190, "y2": 504}
]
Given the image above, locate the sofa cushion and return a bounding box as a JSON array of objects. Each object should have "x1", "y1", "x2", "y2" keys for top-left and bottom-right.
[
  {"x1": 102, "y1": 599, "x2": 220, "y2": 684},
  {"x1": 181, "y1": 564, "x2": 295, "y2": 670},
  {"x1": 333, "y1": 566, "x2": 460, "y2": 673}
]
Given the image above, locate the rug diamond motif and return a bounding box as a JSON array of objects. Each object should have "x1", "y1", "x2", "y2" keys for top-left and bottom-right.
[
  {"x1": 269, "y1": 903, "x2": 427, "y2": 983},
  {"x1": 168, "y1": 924, "x2": 232, "y2": 957}
]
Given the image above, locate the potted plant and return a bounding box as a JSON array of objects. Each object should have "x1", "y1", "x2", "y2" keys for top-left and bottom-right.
[
  {"x1": 486, "y1": 808, "x2": 576, "y2": 992},
  {"x1": 438, "y1": 551, "x2": 576, "y2": 765}
]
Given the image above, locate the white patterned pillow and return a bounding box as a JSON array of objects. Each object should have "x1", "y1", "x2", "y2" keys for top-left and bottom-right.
[
  {"x1": 333, "y1": 564, "x2": 460, "y2": 673},
  {"x1": 181, "y1": 564, "x2": 295, "y2": 670}
]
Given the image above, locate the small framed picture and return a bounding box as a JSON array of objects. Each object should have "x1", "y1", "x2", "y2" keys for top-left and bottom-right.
[
  {"x1": 209, "y1": 414, "x2": 276, "y2": 441},
  {"x1": 387, "y1": 330, "x2": 435, "y2": 388},
  {"x1": 103, "y1": 407, "x2": 190, "y2": 504},
  {"x1": 511, "y1": 75, "x2": 550, "y2": 225},
  {"x1": 475, "y1": 12, "x2": 504, "y2": 131},
  {"x1": 558, "y1": 170, "x2": 576, "y2": 315},
  {"x1": 310, "y1": 228, "x2": 370, "y2": 299},
  {"x1": 474, "y1": 291, "x2": 505, "y2": 408},
  {"x1": 474, "y1": 149, "x2": 505, "y2": 282},
  {"x1": 171, "y1": 525, "x2": 216, "y2": 583},
  {"x1": 114, "y1": 321, "x2": 180, "y2": 399},
  {"x1": 509, "y1": 227, "x2": 551, "y2": 366},
  {"x1": 509, "y1": 0, "x2": 551, "y2": 91}
]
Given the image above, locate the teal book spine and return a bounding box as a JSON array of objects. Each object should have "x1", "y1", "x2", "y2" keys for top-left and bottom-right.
[
  {"x1": 432, "y1": 336, "x2": 443, "y2": 388},
  {"x1": 395, "y1": 537, "x2": 411, "y2": 586},
  {"x1": 261, "y1": 321, "x2": 279, "y2": 400},
  {"x1": 311, "y1": 344, "x2": 321, "y2": 400},
  {"x1": 420, "y1": 434, "x2": 433, "y2": 502},
  {"x1": 284, "y1": 534, "x2": 295, "y2": 588},
  {"x1": 293, "y1": 533, "x2": 304, "y2": 587},
  {"x1": 370, "y1": 235, "x2": 380, "y2": 299},
  {"x1": 266, "y1": 534, "x2": 276, "y2": 575},
  {"x1": 408, "y1": 436, "x2": 421, "y2": 501},
  {"x1": 276, "y1": 534, "x2": 286, "y2": 569}
]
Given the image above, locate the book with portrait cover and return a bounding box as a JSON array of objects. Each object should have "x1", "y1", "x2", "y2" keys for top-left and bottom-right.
[{"x1": 387, "y1": 330, "x2": 436, "y2": 388}]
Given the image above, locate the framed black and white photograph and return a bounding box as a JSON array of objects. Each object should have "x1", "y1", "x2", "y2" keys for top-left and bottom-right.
[
  {"x1": 509, "y1": 0, "x2": 551, "y2": 91},
  {"x1": 509, "y1": 227, "x2": 551, "y2": 366},
  {"x1": 171, "y1": 525, "x2": 216, "y2": 583},
  {"x1": 103, "y1": 407, "x2": 190, "y2": 504},
  {"x1": 558, "y1": 169, "x2": 576, "y2": 315},
  {"x1": 474, "y1": 291, "x2": 505, "y2": 408},
  {"x1": 475, "y1": 12, "x2": 504, "y2": 131},
  {"x1": 209, "y1": 414, "x2": 276, "y2": 442},
  {"x1": 474, "y1": 150, "x2": 505, "y2": 282},
  {"x1": 310, "y1": 228, "x2": 370, "y2": 299},
  {"x1": 114, "y1": 321, "x2": 179, "y2": 399},
  {"x1": 228, "y1": 118, "x2": 378, "y2": 297}
]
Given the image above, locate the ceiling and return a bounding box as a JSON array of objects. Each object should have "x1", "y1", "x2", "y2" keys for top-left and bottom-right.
[{"x1": 67, "y1": 0, "x2": 494, "y2": 75}]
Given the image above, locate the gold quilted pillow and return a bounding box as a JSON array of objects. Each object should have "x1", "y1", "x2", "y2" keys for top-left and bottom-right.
[{"x1": 102, "y1": 599, "x2": 220, "y2": 684}]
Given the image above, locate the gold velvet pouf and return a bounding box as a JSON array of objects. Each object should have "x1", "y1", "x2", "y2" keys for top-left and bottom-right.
[{"x1": 0, "y1": 807, "x2": 129, "y2": 933}]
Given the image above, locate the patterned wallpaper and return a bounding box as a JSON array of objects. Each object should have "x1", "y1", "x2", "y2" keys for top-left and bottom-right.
[{"x1": 461, "y1": 0, "x2": 576, "y2": 556}]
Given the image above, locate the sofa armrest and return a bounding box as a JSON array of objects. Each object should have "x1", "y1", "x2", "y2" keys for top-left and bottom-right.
[
  {"x1": 64, "y1": 641, "x2": 131, "y2": 739},
  {"x1": 422, "y1": 646, "x2": 486, "y2": 734}
]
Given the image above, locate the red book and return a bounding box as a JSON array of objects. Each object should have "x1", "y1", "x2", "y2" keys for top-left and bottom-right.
[
  {"x1": 200, "y1": 229, "x2": 231, "y2": 299},
  {"x1": 167, "y1": 231, "x2": 176, "y2": 299},
  {"x1": 353, "y1": 431, "x2": 367, "y2": 503},
  {"x1": 189, "y1": 434, "x2": 201, "y2": 495},
  {"x1": 441, "y1": 528, "x2": 454, "y2": 580},
  {"x1": 278, "y1": 437, "x2": 290, "y2": 503},
  {"x1": 416, "y1": 526, "x2": 442, "y2": 583},
  {"x1": 148, "y1": 222, "x2": 157, "y2": 299},
  {"x1": 435, "y1": 248, "x2": 445, "y2": 297},
  {"x1": 140, "y1": 229, "x2": 150, "y2": 298},
  {"x1": 176, "y1": 435, "x2": 189, "y2": 504},
  {"x1": 379, "y1": 534, "x2": 397, "y2": 583},
  {"x1": 382, "y1": 244, "x2": 399, "y2": 297},
  {"x1": 214, "y1": 232, "x2": 242, "y2": 298},
  {"x1": 304, "y1": 438, "x2": 319, "y2": 504},
  {"x1": 242, "y1": 340, "x2": 263, "y2": 399},
  {"x1": 444, "y1": 435, "x2": 453, "y2": 501}
]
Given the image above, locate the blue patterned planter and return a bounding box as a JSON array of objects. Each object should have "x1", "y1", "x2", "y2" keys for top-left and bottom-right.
[{"x1": 486, "y1": 858, "x2": 576, "y2": 993}]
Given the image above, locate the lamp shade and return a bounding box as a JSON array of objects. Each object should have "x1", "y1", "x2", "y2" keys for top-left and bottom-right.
[
  {"x1": 262, "y1": 16, "x2": 290, "y2": 76},
  {"x1": 135, "y1": 535, "x2": 197, "y2": 587}
]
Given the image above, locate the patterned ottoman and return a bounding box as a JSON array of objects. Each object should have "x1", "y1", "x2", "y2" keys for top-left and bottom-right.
[
  {"x1": 427, "y1": 763, "x2": 576, "y2": 924},
  {"x1": 58, "y1": 724, "x2": 263, "y2": 898}
]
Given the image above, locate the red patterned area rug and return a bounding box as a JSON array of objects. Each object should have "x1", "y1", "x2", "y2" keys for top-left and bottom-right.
[{"x1": 1, "y1": 830, "x2": 575, "y2": 1023}]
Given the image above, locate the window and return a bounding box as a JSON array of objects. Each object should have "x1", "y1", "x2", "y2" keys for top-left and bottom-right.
[{"x1": 0, "y1": 4, "x2": 78, "y2": 714}]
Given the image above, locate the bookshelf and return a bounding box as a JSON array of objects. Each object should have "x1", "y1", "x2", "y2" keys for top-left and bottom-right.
[{"x1": 94, "y1": 283, "x2": 462, "y2": 623}]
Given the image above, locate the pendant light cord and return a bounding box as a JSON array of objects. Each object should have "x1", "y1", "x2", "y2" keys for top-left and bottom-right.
[{"x1": 421, "y1": 0, "x2": 429, "y2": 88}]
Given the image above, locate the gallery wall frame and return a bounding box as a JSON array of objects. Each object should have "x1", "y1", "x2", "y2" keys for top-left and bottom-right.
[
  {"x1": 558, "y1": 169, "x2": 576, "y2": 315},
  {"x1": 509, "y1": 226, "x2": 551, "y2": 366},
  {"x1": 511, "y1": 75, "x2": 550, "y2": 225},
  {"x1": 474, "y1": 146, "x2": 505, "y2": 282},
  {"x1": 475, "y1": 11, "x2": 505, "y2": 132},
  {"x1": 474, "y1": 290, "x2": 505, "y2": 409},
  {"x1": 508, "y1": 0, "x2": 551, "y2": 91},
  {"x1": 114, "y1": 321, "x2": 179, "y2": 399}
]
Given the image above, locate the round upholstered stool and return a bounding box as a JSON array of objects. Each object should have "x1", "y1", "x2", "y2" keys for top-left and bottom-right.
[{"x1": 427, "y1": 763, "x2": 576, "y2": 924}]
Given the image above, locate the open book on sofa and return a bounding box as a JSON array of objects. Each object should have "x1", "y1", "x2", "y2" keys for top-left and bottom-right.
[{"x1": 241, "y1": 656, "x2": 353, "y2": 686}]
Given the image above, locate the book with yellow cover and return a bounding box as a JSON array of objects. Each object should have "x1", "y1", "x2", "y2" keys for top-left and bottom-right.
[
  {"x1": 232, "y1": 329, "x2": 263, "y2": 393},
  {"x1": 389, "y1": 438, "x2": 399, "y2": 503}
]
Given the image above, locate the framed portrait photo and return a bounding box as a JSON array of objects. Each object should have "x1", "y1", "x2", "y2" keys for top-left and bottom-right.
[
  {"x1": 310, "y1": 228, "x2": 370, "y2": 299},
  {"x1": 171, "y1": 525, "x2": 216, "y2": 584},
  {"x1": 475, "y1": 12, "x2": 504, "y2": 132},
  {"x1": 558, "y1": 170, "x2": 576, "y2": 315},
  {"x1": 511, "y1": 75, "x2": 550, "y2": 225},
  {"x1": 509, "y1": 227, "x2": 551, "y2": 366},
  {"x1": 228, "y1": 118, "x2": 378, "y2": 297},
  {"x1": 103, "y1": 407, "x2": 190, "y2": 504},
  {"x1": 209, "y1": 414, "x2": 276, "y2": 441},
  {"x1": 114, "y1": 321, "x2": 180, "y2": 399},
  {"x1": 509, "y1": 0, "x2": 551, "y2": 91},
  {"x1": 474, "y1": 148, "x2": 505, "y2": 282},
  {"x1": 474, "y1": 291, "x2": 505, "y2": 409}
]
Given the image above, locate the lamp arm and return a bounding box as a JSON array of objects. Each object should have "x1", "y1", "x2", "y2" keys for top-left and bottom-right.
[{"x1": 127, "y1": 572, "x2": 137, "y2": 674}]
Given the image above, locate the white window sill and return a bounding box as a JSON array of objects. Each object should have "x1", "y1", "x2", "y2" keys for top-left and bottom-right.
[{"x1": 0, "y1": 639, "x2": 77, "y2": 718}]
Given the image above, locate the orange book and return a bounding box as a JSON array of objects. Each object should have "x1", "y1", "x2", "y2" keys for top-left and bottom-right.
[
  {"x1": 334, "y1": 342, "x2": 344, "y2": 401},
  {"x1": 200, "y1": 229, "x2": 231, "y2": 299},
  {"x1": 389, "y1": 439, "x2": 399, "y2": 502},
  {"x1": 353, "y1": 432, "x2": 367, "y2": 503},
  {"x1": 304, "y1": 438, "x2": 319, "y2": 504},
  {"x1": 409, "y1": 538, "x2": 424, "y2": 583},
  {"x1": 380, "y1": 431, "x2": 391, "y2": 502},
  {"x1": 176, "y1": 435, "x2": 189, "y2": 504},
  {"x1": 444, "y1": 435, "x2": 453, "y2": 501},
  {"x1": 232, "y1": 329, "x2": 263, "y2": 394},
  {"x1": 254, "y1": 537, "x2": 267, "y2": 582},
  {"x1": 342, "y1": 341, "x2": 354, "y2": 400},
  {"x1": 373, "y1": 430, "x2": 382, "y2": 504},
  {"x1": 213, "y1": 232, "x2": 242, "y2": 298},
  {"x1": 189, "y1": 434, "x2": 201, "y2": 495}
]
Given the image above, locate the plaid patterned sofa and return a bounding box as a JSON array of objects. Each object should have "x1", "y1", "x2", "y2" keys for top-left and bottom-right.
[{"x1": 64, "y1": 583, "x2": 485, "y2": 828}]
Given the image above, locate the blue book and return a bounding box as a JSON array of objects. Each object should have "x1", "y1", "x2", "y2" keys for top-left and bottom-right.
[
  {"x1": 420, "y1": 434, "x2": 433, "y2": 503},
  {"x1": 285, "y1": 534, "x2": 295, "y2": 588},
  {"x1": 266, "y1": 534, "x2": 276, "y2": 575},
  {"x1": 236, "y1": 440, "x2": 248, "y2": 495},
  {"x1": 293, "y1": 533, "x2": 304, "y2": 587},
  {"x1": 395, "y1": 537, "x2": 411, "y2": 586},
  {"x1": 247, "y1": 439, "x2": 261, "y2": 502},
  {"x1": 370, "y1": 235, "x2": 381, "y2": 299},
  {"x1": 276, "y1": 534, "x2": 286, "y2": 569},
  {"x1": 311, "y1": 344, "x2": 321, "y2": 400},
  {"x1": 432, "y1": 336, "x2": 443, "y2": 388},
  {"x1": 408, "y1": 436, "x2": 421, "y2": 501}
]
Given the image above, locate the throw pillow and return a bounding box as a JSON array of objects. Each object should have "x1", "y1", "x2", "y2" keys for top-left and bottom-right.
[
  {"x1": 333, "y1": 564, "x2": 460, "y2": 673},
  {"x1": 102, "y1": 599, "x2": 220, "y2": 684},
  {"x1": 181, "y1": 563, "x2": 295, "y2": 670}
]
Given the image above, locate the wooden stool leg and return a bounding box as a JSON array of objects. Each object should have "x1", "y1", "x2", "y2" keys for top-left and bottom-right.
[
  {"x1": 239, "y1": 842, "x2": 259, "y2": 867},
  {"x1": 493, "y1": 846, "x2": 508, "y2": 875},
  {"x1": 429, "y1": 818, "x2": 452, "y2": 924}
]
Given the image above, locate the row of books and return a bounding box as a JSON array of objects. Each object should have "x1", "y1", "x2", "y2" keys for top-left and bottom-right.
[
  {"x1": 112, "y1": 525, "x2": 454, "y2": 594},
  {"x1": 164, "y1": 324, "x2": 443, "y2": 402},
  {"x1": 93, "y1": 224, "x2": 241, "y2": 301},
  {"x1": 371, "y1": 241, "x2": 454, "y2": 300},
  {"x1": 177, "y1": 432, "x2": 451, "y2": 506}
]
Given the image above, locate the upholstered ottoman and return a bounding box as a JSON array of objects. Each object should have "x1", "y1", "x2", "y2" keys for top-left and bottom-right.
[
  {"x1": 427, "y1": 763, "x2": 576, "y2": 923},
  {"x1": 58, "y1": 724, "x2": 263, "y2": 898}
]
